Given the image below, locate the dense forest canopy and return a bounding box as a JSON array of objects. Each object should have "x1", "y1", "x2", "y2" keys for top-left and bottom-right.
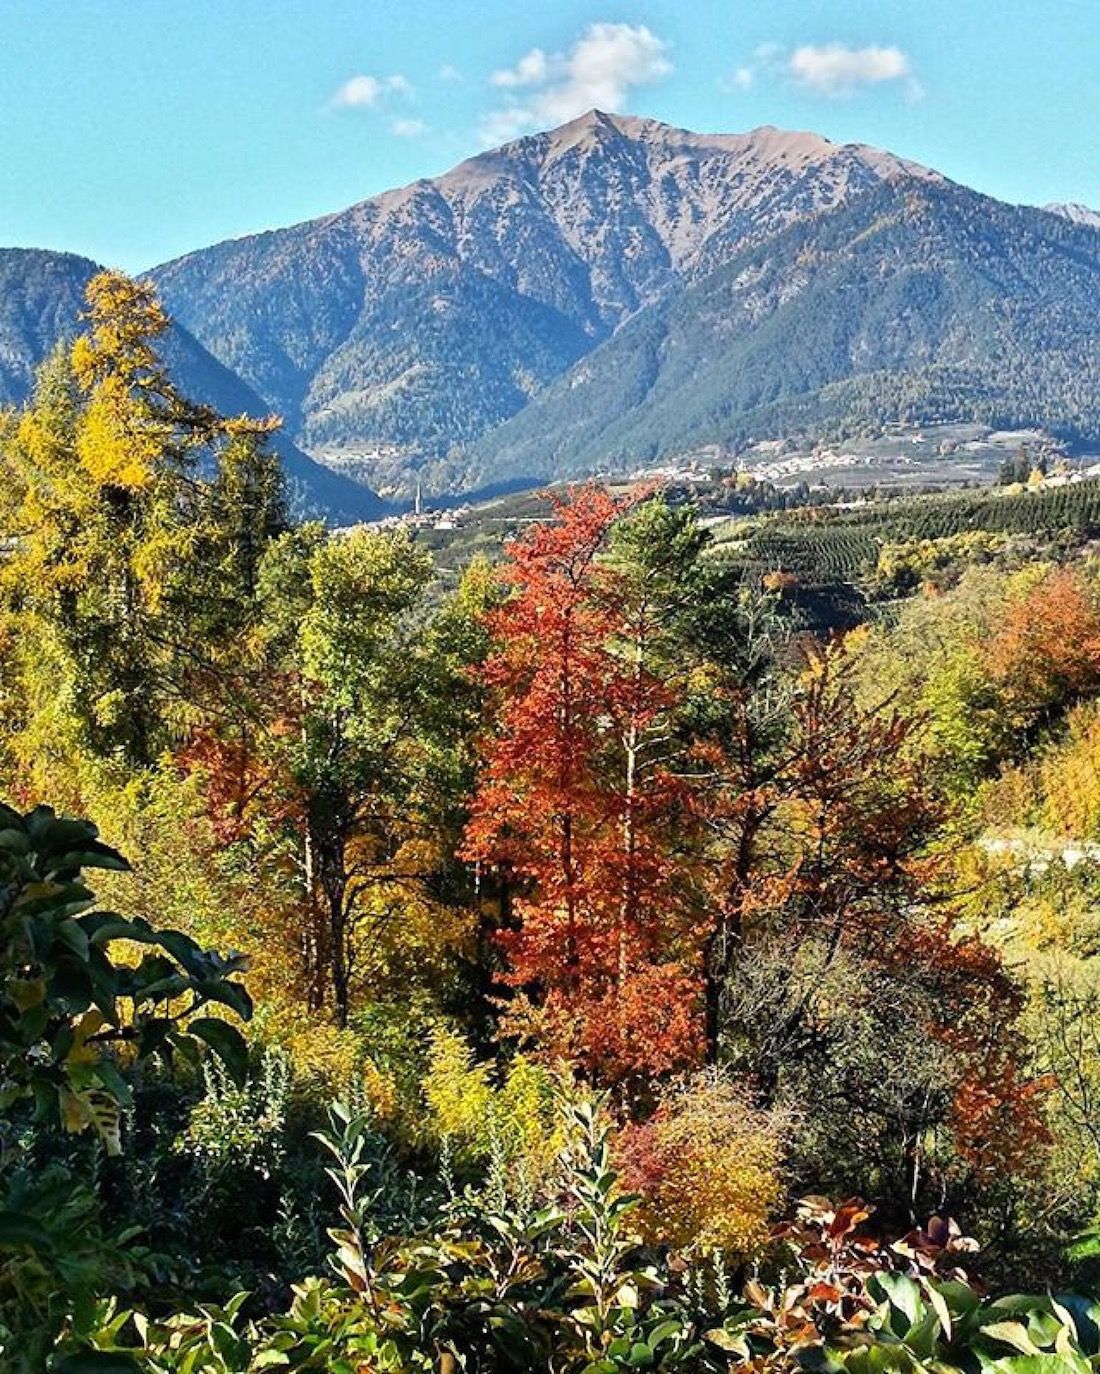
[{"x1": 6, "y1": 274, "x2": 1100, "y2": 1370}]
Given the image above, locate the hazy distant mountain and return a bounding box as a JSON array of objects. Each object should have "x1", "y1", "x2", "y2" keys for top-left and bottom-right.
[
  {"x1": 0, "y1": 248, "x2": 386, "y2": 521},
  {"x1": 0, "y1": 249, "x2": 94, "y2": 402},
  {"x1": 149, "y1": 111, "x2": 946, "y2": 497},
  {"x1": 1044, "y1": 201, "x2": 1100, "y2": 230}
]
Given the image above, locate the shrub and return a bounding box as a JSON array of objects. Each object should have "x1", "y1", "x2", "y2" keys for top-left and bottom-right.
[
  {"x1": 178, "y1": 1050, "x2": 291, "y2": 1181},
  {"x1": 617, "y1": 1072, "x2": 786, "y2": 1257},
  {"x1": 420, "y1": 1027, "x2": 563, "y2": 1180}
]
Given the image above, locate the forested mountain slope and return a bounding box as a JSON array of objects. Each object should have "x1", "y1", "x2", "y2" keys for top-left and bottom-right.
[
  {"x1": 148, "y1": 111, "x2": 947, "y2": 493},
  {"x1": 0, "y1": 248, "x2": 387, "y2": 520},
  {"x1": 471, "y1": 183, "x2": 1100, "y2": 484},
  {"x1": 8, "y1": 115, "x2": 1100, "y2": 507}
]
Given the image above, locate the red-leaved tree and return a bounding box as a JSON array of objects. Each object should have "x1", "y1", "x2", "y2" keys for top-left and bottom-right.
[{"x1": 463, "y1": 487, "x2": 704, "y2": 1083}]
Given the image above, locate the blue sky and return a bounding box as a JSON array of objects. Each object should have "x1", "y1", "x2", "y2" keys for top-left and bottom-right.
[{"x1": 2, "y1": 0, "x2": 1097, "y2": 271}]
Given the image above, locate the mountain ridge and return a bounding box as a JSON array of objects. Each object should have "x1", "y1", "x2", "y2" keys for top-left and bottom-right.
[
  {"x1": 148, "y1": 110, "x2": 952, "y2": 496},
  {"x1": 6, "y1": 113, "x2": 1100, "y2": 508},
  {"x1": 471, "y1": 181, "x2": 1100, "y2": 484}
]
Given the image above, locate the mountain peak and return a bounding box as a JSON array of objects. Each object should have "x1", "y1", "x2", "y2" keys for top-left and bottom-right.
[
  {"x1": 461, "y1": 110, "x2": 942, "y2": 189},
  {"x1": 538, "y1": 106, "x2": 628, "y2": 155},
  {"x1": 433, "y1": 111, "x2": 940, "y2": 215},
  {"x1": 149, "y1": 110, "x2": 955, "y2": 499},
  {"x1": 556, "y1": 106, "x2": 619, "y2": 130},
  {"x1": 1045, "y1": 201, "x2": 1100, "y2": 230}
]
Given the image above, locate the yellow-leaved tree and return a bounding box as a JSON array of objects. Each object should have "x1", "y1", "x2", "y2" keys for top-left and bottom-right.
[{"x1": 0, "y1": 270, "x2": 284, "y2": 786}]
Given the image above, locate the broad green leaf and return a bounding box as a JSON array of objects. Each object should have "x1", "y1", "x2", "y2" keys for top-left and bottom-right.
[
  {"x1": 187, "y1": 1016, "x2": 250, "y2": 1086},
  {"x1": 982, "y1": 1322, "x2": 1042, "y2": 1357}
]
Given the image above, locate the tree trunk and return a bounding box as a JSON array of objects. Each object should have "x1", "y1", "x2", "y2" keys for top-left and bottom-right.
[
  {"x1": 618, "y1": 631, "x2": 644, "y2": 988},
  {"x1": 302, "y1": 810, "x2": 327, "y2": 1014},
  {"x1": 705, "y1": 813, "x2": 761, "y2": 1063}
]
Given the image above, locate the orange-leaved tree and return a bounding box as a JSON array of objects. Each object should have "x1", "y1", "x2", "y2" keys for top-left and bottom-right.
[
  {"x1": 463, "y1": 487, "x2": 705, "y2": 1083},
  {"x1": 983, "y1": 565, "x2": 1100, "y2": 739}
]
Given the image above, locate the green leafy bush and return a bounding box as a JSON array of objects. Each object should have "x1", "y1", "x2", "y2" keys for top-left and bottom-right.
[
  {"x1": 0, "y1": 804, "x2": 253, "y2": 1369},
  {"x1": 50, "y1": 1100, "x2": 1100, "y2": 1373}
]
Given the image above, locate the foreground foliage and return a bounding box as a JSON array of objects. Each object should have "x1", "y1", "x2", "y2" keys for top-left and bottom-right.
[
  {"x1": 56, "y1": 1110, "x2": 1100, "y2": 1372},
  {"x1": 0, "y1": 804, "x2": 251, "y2": 1366}
]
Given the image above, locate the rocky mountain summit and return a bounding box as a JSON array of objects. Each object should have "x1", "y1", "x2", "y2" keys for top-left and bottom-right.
[
  {"x1": 6, "y1": 113, "x2": 1100, "y2": 507},
  {"x1": 149, "y1": 111, "x2": 949, "y2": 496}
]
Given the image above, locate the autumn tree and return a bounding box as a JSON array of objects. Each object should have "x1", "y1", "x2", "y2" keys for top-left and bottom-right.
[
  {"x1": 255, "y1": 525, "x2": 482, "y2": 1027},
  {"x1": 689, "y1": 628, "x2": 940, "y2": 1046},
  {"x1": 983, "y1": 565, "x2": 1100, "y2": 740},
  {"x1": 0, "y1": 273, "x2": 294, "y2": 1037},
  {"x1": 464, "y1": 487, "x2": 706, "y2": 1083},
  {"x1": 700, "y1": 637, "x2": 1047, "y2": 1213},
  {"x1": 0, "y1": 271, "x2": 284, "y2": 779},
  {"x1": 675, "y1": 572, "x2": 790, "y2": 1056},
  {"x1": 849, "y1": 564, "x2": 1100, "y2": 803}
]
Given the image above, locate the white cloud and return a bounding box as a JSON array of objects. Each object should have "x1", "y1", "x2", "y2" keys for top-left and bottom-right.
[
  {"x1": 788, "y1": 43, "x2": 914, "y2": 97},
  {"x1": 720, "y1": 42, "x2": 783, "y2": 94},
  {"x1": 437, "y1": 63, "x2": 464, "y2": 83},
  {"x1": 724, "y1": 65, "x2": 755, "y2": 92},
  {"x1": 477, "y1": 107, "x2": 534, "y2": 146},
  {"x1": 391, "y1": 117, "x2": 429, "y2": 138},
  {"x1": 722, "y1": 41, "x2": 920, "y2": 101},
  {"x1": 330, "y1": 75, "x2": 384, "y2": 108},
  {"x1": 491, "y1": 47, "x2": 550, "y2": 89},
  {"x1": 328, "y1": 72, "x2": 414, "y2": 110},
  {"x1": 480, "y1": 22, "x2": 672, "y2": 145}
]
